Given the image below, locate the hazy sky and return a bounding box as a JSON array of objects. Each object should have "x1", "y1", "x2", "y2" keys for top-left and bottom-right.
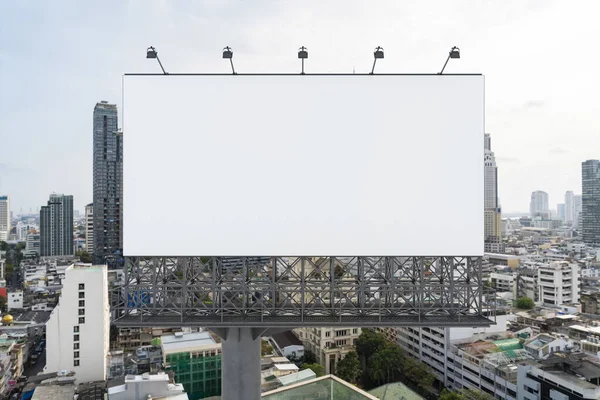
[{"x1": 1, "y1": 0, "x2": 599, "y2": 214}]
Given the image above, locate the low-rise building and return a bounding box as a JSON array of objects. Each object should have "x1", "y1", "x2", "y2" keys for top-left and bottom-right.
[
  {"x1": 295, "y1": 327, "x2": 361, "y2": 375},
  {"x1": 537, "y1": 262, "x2": 579, "y2": 306},
  {"x1": 162, "y1": 331, "x2": 222, "y2": 400},
  {"x1": 7, "y1": 291, "x2": 23, "y2": 310},
  {"x1": 107, "y1": 372, "x2": 188, "y2": 400},
  {"x1": 486, "y1": 253, "x2": 521, "y2": 269},
  {"x1": 517, "y1": 352, "x2": 600, "y2": 400},
  {"x1": 490, "y1": 272, "x2": 517, "y2": 297},
  {"x1": 271, "y1": 331, "x2": 304, "y2": 360}
]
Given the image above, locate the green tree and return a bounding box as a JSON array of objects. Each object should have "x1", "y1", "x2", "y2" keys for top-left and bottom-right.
[
  {"x1": 461, "y1": 389, "x2": 495, "y2": 400},
  {"x1": 335, "y1": 351, "x2": 361, "y2": 383},
  {"x1": 439, "y1": 389, "x2": 466, "y2": 400},
  {"x1": 261, "y1": 340, "x2": 273, "y2": 356},
  {"x1": 401, "y1": 355, "x2": 435, "y2": 389},
  {"x1": 302, "y1": 349, "x2": 317, "y2": 365},
  {"x1": 0, "y1": 241, "x2": 8, "y2": 252},
  {"x1": 77, "y1": 251, "x2": 93, "y2": 264},
  {"x1": 516, "y1": 297, "x2": 535, "y2": 309},
  {"x1": 369, "y1": 343, "x2": 403, "y2": 385},
  {"x1": 301, "y1": 363, "x2": 325, "y2": 377},
  {"x1": 355, "y1": 329, "x2": 387, "y2": 368},
  {"x1": 0, "y1": 295, "x2": 6, "y2": 313}
]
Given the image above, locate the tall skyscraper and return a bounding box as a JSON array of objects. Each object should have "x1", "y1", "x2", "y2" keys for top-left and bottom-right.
[
  {"x1": 85, "y1": 203, "x2": 94, "y2": 254},
  {"x1": 557, "y1": 203, "x2": 566, "y2": 222},
  {"x1": 93, "y1": 101, "x2": 122, "y2": 267},
  {"x1": 40, "y1": 193, "x2": 74, "y2": 256},
  {"x1": 565, "y1": 191, "x2": 574, "y2": 223},
  {"x1": 574, "y1": 194, "x2": 583, "y2": 228},
  {"x1": 0, "y1": 196, "x2": 9, "y2": 241},
  {"x1": 484, "y1": 133, "x2": 502, "y2": 252},
  {"x1": 582, "y1": 160, "x2": 600, "y2": 245},
  {"x1": 530, "y1": 191, "x2": 549, "y2": 218}
]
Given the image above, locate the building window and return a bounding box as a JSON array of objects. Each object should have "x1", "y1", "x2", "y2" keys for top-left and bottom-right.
[
  {"x1": 79, "y1": 283, "x2": 85, "y2": 290},
  {"x1": 79, "y1": 292, "x2": 85, "y2": 299},
  {"x1": 74, "y1": 326, "x2": 79, "y2": 333},
  {"x1": 74, "y1": 335, "x2": 79, "y2": 342},
  {"x1": 74, "y1": 360, "x2": 80, "y2": 366},
  {"x1": 74, "y1": 343, "x2": 80, "y2": 350},
  {"x1": 325, "y1": 331, "x2": 331, "y2": 337},
  {"x1": 74, "y1": 351, "x2": 79, "y2": 358},
  {"x1": 79, "y1": 317, "x2": 85, "y2": 324},
  {"x1": 78, "y1": 309, "x2": 85, "y2": 316},
  {"x1": 79, "y1": 300, "x2": 85, "y2": 307},
  {"x1": 352, "y1": 329, "x2": 358, "y2": 334}
]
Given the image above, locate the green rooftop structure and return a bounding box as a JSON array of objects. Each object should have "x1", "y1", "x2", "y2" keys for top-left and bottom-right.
[
  {"x1": 162, "y1": 331, "x2": 222, "y2": 400},
  {"x1": 493, "y1": 338, "x2": 522, "y2": 352}
]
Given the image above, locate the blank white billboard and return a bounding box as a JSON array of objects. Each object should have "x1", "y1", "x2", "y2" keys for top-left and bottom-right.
[{"x1": 123, "y1": 75, "x2": 484, "y2": 256}]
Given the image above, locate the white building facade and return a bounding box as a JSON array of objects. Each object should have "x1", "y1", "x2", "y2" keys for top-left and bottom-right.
[
  {"x1": 295, "y1": 327, "x2": 361, "y2": 375},
  {"x1": 565, "y1": 191, "x2": 574, "y2": 224},
  {"x1": 379, "y1": 314, "x2": 510, "y2": 384},
  {"x1": 7, "y1": 291, "x2": 23, "y2": 310},
  {"x1": 45, "y1": 264, "x2": 110, "y2": 383},
  {"x1": 530, "y1": 191, "x2": 549, "y2": 218},
  {"x1": 537, "y1": 262, "x2": 579, "y2": 306}
]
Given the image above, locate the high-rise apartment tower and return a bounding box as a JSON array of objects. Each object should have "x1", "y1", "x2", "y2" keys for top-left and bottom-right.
[
  {"x1": 40, "y1": 193, "x2": 73, "y2": 256},
  {"x1": 0, "y1": 196, "x2": 9, "y2": 241},
  {"x1": 93, "y1": 101, "x2": 122, "y2": 267},
  {"x1": 582, "y1": 160, "x2": 600, "y2": 245}
]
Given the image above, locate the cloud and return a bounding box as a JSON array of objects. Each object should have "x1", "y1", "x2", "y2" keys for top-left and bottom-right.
[
  {"x1": 497, "y1": 156, "x2": 519, "y2": 163},
  {"x1": 549, "y1": 147, "x2": 569, "y2": 154},
  {"x1": 0, "y1": 163, "x2": 34, "y2": 174},
  {"x1": 522, "y1": 100, "x2": 546, "y2": 109}
]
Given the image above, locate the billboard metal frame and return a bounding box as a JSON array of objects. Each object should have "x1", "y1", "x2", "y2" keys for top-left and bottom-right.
[
  {"x1": 116, "y1": 73, "x2": 490, "y2": 328},
  {"x1": 111, "y1": 256, "x2": 492, "y2": 328}
]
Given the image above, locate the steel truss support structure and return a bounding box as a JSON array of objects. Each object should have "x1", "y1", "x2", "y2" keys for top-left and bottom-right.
[{"x1": 111, "y1": 256, "x2": 492, "y2": 328}]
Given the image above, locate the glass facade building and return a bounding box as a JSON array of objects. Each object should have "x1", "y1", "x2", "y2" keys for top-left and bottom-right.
[
  {"x1": 582, "y1": 160, "x2": 600, "y2": 245},
  {"x1": 40, "y1": 194, "x2": 73, "y2": 256},
  {"x1": 166, "y1": 349, "x2": 222, "y2": 400},
  {"x1": 93, "y1": 101, "x2": 122, "y2": 267}
]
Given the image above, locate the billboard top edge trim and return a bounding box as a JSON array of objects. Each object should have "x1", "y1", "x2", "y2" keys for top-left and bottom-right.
[{"x1": 123, "y1": 72, "x2": 483, "y2": 76}]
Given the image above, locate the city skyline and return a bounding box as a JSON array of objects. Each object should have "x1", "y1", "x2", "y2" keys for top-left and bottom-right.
[{"x1": 1, "y1": 1, "x2": 600, "y2": 213}]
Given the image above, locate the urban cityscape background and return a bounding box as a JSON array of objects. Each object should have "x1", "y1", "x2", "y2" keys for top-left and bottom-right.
[{"x1": 2, "y1": 1, "x2": 600, "y2": 400}]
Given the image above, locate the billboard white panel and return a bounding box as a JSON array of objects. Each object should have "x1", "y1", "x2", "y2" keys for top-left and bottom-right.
[{"x1": 123, "y1": 75, "x2": 484, "y2": 256}]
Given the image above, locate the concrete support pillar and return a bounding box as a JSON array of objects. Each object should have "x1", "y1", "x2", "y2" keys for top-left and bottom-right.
[{"x1": 216, "y1": 328, "x2": 262, "y2": 400}]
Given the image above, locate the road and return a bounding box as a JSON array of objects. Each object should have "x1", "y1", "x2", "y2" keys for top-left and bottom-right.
[{"x1": 23, "y1": 350, "x2": 46, "y2": 378}]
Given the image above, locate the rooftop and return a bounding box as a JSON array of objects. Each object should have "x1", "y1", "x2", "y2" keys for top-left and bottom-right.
[
  {"x1": 31, "y1": 384, "x2": 76, "y2": 400},
  {"x1": 277, "y1": 369, "x2": 316, "y2": 386},
  {"x1": 274, "y1": 363, "x2": 299, "y2": 372},
  {"x1": 272, "y1": 330, "x2": 302, "y2": 348},
  {"x1": 539, "y1": 352, "x2": 600, "y2": 380},
  {"x1": 161, "y1": 331, "x2": 219, "y2": 354},
  {"x1": 524, "y1": 334, "x2": 557, "y2": 350}
]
